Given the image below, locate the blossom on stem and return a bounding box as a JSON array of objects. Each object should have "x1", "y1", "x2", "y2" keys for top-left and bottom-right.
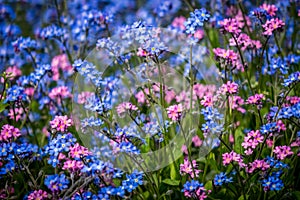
[
  {"x1": 242, "y1": 130, "x2": 264, "y2": 155},
  {"x1": 260, "y1": 4, "x2": 278, "y2": 17},
  {"x1": 262, "y1": 18, "x2": 285, "y2": 36},
  {"x1": 180, "y1": 158, "x2": 202, "y2": 178},
  {"x1": 50, "y1": 115, "x2": 73, "y2": 132},
  {"x1": 116, "y1": 102, "x2": 138, "y2": 116},
  {"x1": 218, "y1": 81, "x2": 239, "y2": 95},
  {"x1": 220, "y1": 18, "x2": 241, "y2": 35},
  {"x1": 27, "y1": 190, "x2": 48, "y2": 200},
  {"x1": 273, "y1": 146, "x2": 293, "y2": 160},
  {"x1": 167, "y1": 104, "x2": 183, "y2": 121},
  {"x1": 0, "y1": 124, "x2": 21, "y2": 142},
  {"x1": 184, "y1": 8, "x2": 210, "y2": 34}
]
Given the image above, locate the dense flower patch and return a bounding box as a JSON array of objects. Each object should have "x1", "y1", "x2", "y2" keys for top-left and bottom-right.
[{"x1": 0, "y1": 0, "x2": 300, "y2": 199}]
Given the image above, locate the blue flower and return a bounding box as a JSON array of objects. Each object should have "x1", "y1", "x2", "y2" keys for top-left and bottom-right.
[
  {"x1": 214, "y1": 172, "x2": 233, "y2": 186},
  {"x1": 285, "y1": 54, "x2": 300, "y2": 65},
  {"x1": 182, "y1": 180, "x2": 202, "y2": 192},
  {"x1": 154, "y1": 1, "x2": 173, "y2": 17},
  {"x1": 260, "y1": 122, "x2": 277, "y2": 135},
  {"x1": 0, "y1": 160, "x2": 16, "y2": 175},
  {"x1": 144, "y1": 39, "x2": 167, "y2": 55},
  {"x1": 39, "y1": 25, "x2": 67, "y2": 40},
  {"x1": 122, "y1": 170, "x2": 143, "y2": 192},
  {"x1": 249, "y1": 8, "x2": 271, "y2": 21},
  {"x1": 44, "y1": 174, "x2": 69, "y2": 192},
  {"x1": 263, "y1": 57, "x2": 288, "y2": 75},
  {"x1": 278, "y1": 107, "x2": 293, "y2": 119},
  {"x1": 261, "y1": 175, "x2": 284, "y2": 191},
  {"x1": 115, "y1": 186, "x2": 125, "y2": 197},
  {"x1": 12, "y1": 37, "x2": 37, "y2": 52},
  {"x1": 5, "y1": 85, "x2": 27, "y2": 103},
  {"x1": 184, "y1": 8, "x2": 210, "y2": 34},
  {"x1": 43, "y1": 133, "x2": 76, "y2": 167},
  {"x1": 282, "y1": 71, "x2": 300, "y2": 87}
]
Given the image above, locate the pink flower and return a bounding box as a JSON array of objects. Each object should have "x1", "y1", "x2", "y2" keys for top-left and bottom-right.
[
  {"x1": 229, "y1": 96, "x2": 245, "y2": 113},
  {"x1": 246, "y1": 94, "x2": 264, "y2": 108},
  {"x1": 262, "y1": 18, "x2": 285, "y2": 36},
  {"x1": 62, "y1": 159, "x2": 84, "y2": 172},
  {"x1": 222, "y1": 152, "x2": 233, "y2": 165},
  {"x1": 273, "y1": 146, "x2": 293, "y2": 160},
  {"x1": 58, "y1": 153, "x2": 66, "y2": 160},
  {"x1": 218, "y1": 81, "x2": 239, "y2": 95},
  {"x1": 260, "y1": 4, "x2": 278, "y2": 17},
  {"x1": 213, "y1": 48, "x2": 243, "y2": 71},
  {"x1": 220, "y1": 18, "x2": 241, "y2": 35},
  {"x1": 286, "y1": 96, "x2": 300, "y2": 105},
  {"x1": 4, "y1": 66, "x2": 22, "y2": 81},
  {"x1": 229, "y1": 33, "x2": 261, "y2": 50},
  {"x1": 77, "y1": 91, "x2": 94, "y2": 104},
  {"x1": 194, "y1": 29, "x2": 204, "y2": 40},
  {"x1": 135, "y1": 89, "x2": 150, "y2": 104},
  {"x1": 51, "y1": 54, "x2": 73, "y2": 81},
  {"x1": 242, "y1": 130, "x2": 264, "y2": 155},
  {"x1": 50, "y1": 115, "x2": 73, "y2": 132},
  {"x1": 213, "y1": 48, "x2": 238, "y2": 63},
  {"x1": 116, "y1": 102, "x2": 138, "y2": 116},
  {"x1": 181, "y1": 145, "x2": 188, "y2": 155},
  {"x1": 166, "y1": 104, "x2": 183, "y2": 121},
  {"x1": 229, "y1": 134, "x2": 234, "y2": 143},
  {"x1": 266, "y1": 139, "x2": 273, "y2": 148},
  {"x1": 69, "y1": 143, "x2": 91, "y2": 159},
  {"x1": 222, "y1": 151, "x2": 245, "y2": 167},
  {"x1": 246, "y1": 159, "x2": 270, "y2": 173},
  {"x1": 8, "y1": 107, "x2": 25, "y2": 121},
  {"x1": 172, "y1": 16, "x2": 186, "y2": 30},
  {"x1": 193, "y1": 84, "x2": 216, "y2": 99},
  {"x1": 200, "y1": 95, "x2": 214, "y2": 107},
  {"x1": 137, "y1": 47, "x2": 148, "y2": 57},
  {"x1": 49, "y1": 86, "x2": 72, "y2": 102},
  {"x1": 192, "y1": 135, "x2": 203, "y2": 147},
  {"x1": 276, "y1": 120, "x2": 286, "y2": 131},
  {"x1": 165, "y1": 89, "x2": 176, "y2": 104},
  {"x1": 25, "y1": 87, "x2": 35, "y2": 97},
  {"x1": 0, "y1": 124, "x2": 21, "y2": 141},
  {"x1": 27, "y1": 190, "x2": 48, "y2": 200},
  {"x1": 180, "y1": 159, "x2": 202, "y2": 178},
  {"x1": 234, "y1": 10, "x2": 251, "y2": 28}
]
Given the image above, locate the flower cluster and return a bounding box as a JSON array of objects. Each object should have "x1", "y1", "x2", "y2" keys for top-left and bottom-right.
[
  {"x1": 180, "y1": 158, "x2": 202, "y2": 178},
  {"x1": 0, "y1": 124, "x2": 21, "y2": 142},
  {"x1": 273, "y1": 146, "x2": 293, "y2": 160},
  {"x1": 116, "y1": 102, "x2": 138, "y2": 116},
  {"x1": 262, "y1": 18, "x2": 285, "y2": 36},
  {"x1": 166, "y1": 103, "x2": 184, "y2": 121},
  {"x1": 220, "y1": 18, "x2": 241, "y2": 35},
  {"x1": 222, "y1": 151, "x2": 246, "y2": 168},
  {"x1": 214, "y1": 172, "x2": 233, "y2": 186},
  {"x1": 242, "y1": 130, "x2": 264, "y2": 155},
  {"x1": 184, "y1": 8, "x2": 210, "y2": 34},
  {"x1": 50, "y1": 115, "x2": 73, "y2": 132},
  {"x1": 182, "y1": 180, "x2": 211, "y2": 199}
]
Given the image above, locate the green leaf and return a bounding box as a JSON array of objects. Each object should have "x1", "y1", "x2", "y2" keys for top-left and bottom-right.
[
  {"x1": 204, "y1": 181, "x2": 213, "y2": 191},
  {"x1": 237, "y1": 195, "x2": 249, "y2": 200},
  {"x1": 162, "y1": 179, "x2": 180, "y2": 186},
  {"x1": 0, "y1": 102, "x2": 8, "y2": 113},
  {"x1": 234, "y1": 128, "x2": 244, "y2": 154},
  {"x1": 170, "y1": 163, "x2": 178, "y2": 180}
]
